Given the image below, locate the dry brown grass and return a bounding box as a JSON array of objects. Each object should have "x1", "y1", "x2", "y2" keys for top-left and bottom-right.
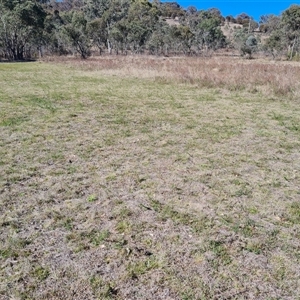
[
  {"x1": 50, "y1": 55, "x2": 300, "y2": 98},
  {"x1": 0, "y1": 58, "x2": 300, "y2": 299}
]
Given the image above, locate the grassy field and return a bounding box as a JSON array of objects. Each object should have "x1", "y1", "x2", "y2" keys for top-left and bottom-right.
[{"x1": 0, "y1": 57, "x2": 300, "y2": 299}]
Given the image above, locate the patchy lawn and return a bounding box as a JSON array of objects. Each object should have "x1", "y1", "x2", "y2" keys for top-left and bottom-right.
[{"x1": 0, "y1": 58, "x2": 300, "y2": 299}]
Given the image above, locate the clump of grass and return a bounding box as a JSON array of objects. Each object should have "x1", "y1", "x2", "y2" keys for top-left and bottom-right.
[
  {"x1": 0, "y1": 115, "x2": 28, "y2": 127},
  {"x1": 287, "y1": 202, "x2": 300, "y2": 224},
  {"x1": 90, "y1": 276, "x2": 118, "y2": 299},
  {"x1": 87, "y1": 194, "x2": 98, "y2": 202},
  {"x1": 126, "y1": 256, "x2": 160, "y2": 279},
  {"x1": 32, "y1": 266, "x2": 50, "y2": 281},
  {"x1": 150, "y1": 199, "x2": 210, "y2": 233}
]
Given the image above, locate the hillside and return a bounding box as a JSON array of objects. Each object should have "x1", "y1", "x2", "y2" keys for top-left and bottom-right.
[{"x1": 0, "y1": 1, "x2": 299, "y2": 60}]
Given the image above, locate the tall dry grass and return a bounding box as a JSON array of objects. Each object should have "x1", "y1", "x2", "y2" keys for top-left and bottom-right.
[{"x1": 46, "y1": 55, "x2": 300, "y2": 98}]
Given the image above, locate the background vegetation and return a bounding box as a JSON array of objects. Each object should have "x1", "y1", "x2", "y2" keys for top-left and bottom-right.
[{"x1": 0, "y1": 0, "x2": 300, "y2": 60}]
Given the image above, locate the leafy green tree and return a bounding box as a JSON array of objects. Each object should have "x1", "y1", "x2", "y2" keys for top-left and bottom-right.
[
  {"x1": 172, "y1": 25, "x2": 193, "y2": 54},
  {"x1": 41, "y1": 8, "x2": 70, "y2": 56},
  {"x1": 236, "y1": 13, "x2": 250, "y2": 25},
  {"x1": 126, "y1": 0, "x2": 159, "y2": 53},
  {"x1": 262, "y1": 6, "x2": 300, "y2": 59},
  {"x1": 58, "y1": 0, "x2": 84, "y2": 11},
  {"x1": 225, "y1": 15, "x2": 236, "y2": 23},
  {"x1": 147, "y1": 21, "x2": 170, "y2": 55},
  {"x1": 83, "y1": 0, "x2": 110, "y2": 20},
  {"x1": 196, "y1": 17, "x2": 226, "y2": 51},
  {"x1": 264, "y1": 30, "x2": 285, "y2": 58},
  {"x1": 110, "y1": 18, "x2": 130, "y2": 54},
  {"x1": 233, "y1": 28, "x2": 258, "y2": 58},
  {"x1": 207, "y1": 8, "x2": 224, "y2": 24},
  {"x1": 84, "y1": 0, "x2": 130, "y2": 54},
  {"x1": 282, "y1": 5, "x2": 300, "y2": 59},
  {"x1": 187, "y1": 10, "x2": 225, "y2": 53},
  {"x1": 86, "y1": 17, "x2": 107, "y2": 54},
  {"x1": 160, "y1": 1, "x2": 184, "y2": 18},
  {"x1": 186, "y1": 6, "x2": 197, "y2": 16},
  {"x1": 60, "y1": 10, "x2": 91, "y2": 58},
  {"x1": 282, "y1": 5, "x2": 300, "y2": 33},
  {"x1": 242, "y1": 35, "x2": 258, "y2": 58},
  {"x1": 0, "y1": 0, "x2": 46, "y2": 60}
]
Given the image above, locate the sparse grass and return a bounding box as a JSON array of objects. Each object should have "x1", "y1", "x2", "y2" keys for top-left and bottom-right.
[
  {"x1": 32, "y1": 266, "x2": 50, "y2": 281},
  {"x1": 0, "y1": 57, "x2": 300, "y2": 299}
]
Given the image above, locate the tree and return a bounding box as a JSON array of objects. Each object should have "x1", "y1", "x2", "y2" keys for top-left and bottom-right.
[
  {"x1": 186, "y1": 6, "x2": 197, "y2": 16},
  {"x1": 58, "y1": 0, "x2": 84, "y2": 11},
  {"x1": 264, "y1": 30, "x2": 285, "y2": 59},
  {"x1": 282, "y1": 5, "x2": 300, "y2": 59},
  {"x1": 83, "y1": 0, "x2": 110, "y2": 20},
  {"x1": 259, "y1": 14, "x2": 281, "y2": 33},
  {"x1": 147, "y1": 21, "x2": 171, "y2": 55},
  {"x1": 262, "y1": 5, "x2": 300, "y2": 60},
  {"x1": 160, "y1": 2, "x2": 184, "y2": 18},
  {"x1": 225, "y1": 15, "x2": 236, "y2": 23},
  {"x1": 186, "y1": 10, "x2": 225, "y2": 54},
  {"x1": 166, "y1": 25, "x2": 194, "y2": 55},
  {"x1": 60, "y1": 10, "x2": 91, "y2": 58},
  {"x1": 0, "y1": 0, "x2": 47, "y2": 60},
  {"x1": 236, "y1": 13, "x2": 250, "y2": 25},
  {"x1": 86, "y1": 17, "x2": 107, "y2": 54},
  {"x1": 196, "y1": 17, "x2": 226, "y2": 51},
  {"x1": 282, "y1": 5, "x2": 300, "y2": 33},
  {"x1": 207, "y1": 8, "x2": 224, "y2": 24},
  {"x1": 233, "y1": 28, "x2": 258, "y2": 58},
  {"x1": 243, "y1": 35, "x2": 258, "y2": 58},
  {"x1": 84, "y1": 0, "x2": 130, "y2": 54},
  {"x1": 109, "y1": 0, "x2": 159, "y2": 54},
  {"x1": 110, "y1": 18, "x2": 130, "y2": 54}
]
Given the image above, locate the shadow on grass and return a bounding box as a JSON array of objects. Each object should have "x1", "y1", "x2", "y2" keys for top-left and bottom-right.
[{"x1": 0, "y1": 59, "x2": 37, "y2": 63}]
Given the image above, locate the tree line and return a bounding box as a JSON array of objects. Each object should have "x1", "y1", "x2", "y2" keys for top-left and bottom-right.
[{"x1": 0, "y1": 0, "x2": 299, "y2": 60}]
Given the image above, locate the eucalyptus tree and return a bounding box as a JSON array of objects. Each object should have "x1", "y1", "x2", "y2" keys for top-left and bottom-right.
[
  {"x1": 233, "y1": 27, "x2": 258, "y2": 58},
  {"x1": 0, "y1": 0, "x2": 47, "y2": 60},
  {"x1": 147, "y1": 21, "x2": 171, "y2": 55},
  {"x1": 263, "y1": 5, "x2": 300, "y2": 59},
  {"x1": 183, "y1": 9, "x2": 225, "y2": 54},
  {"x1": 282, "y1": 5, "x2": 300, "y2": 58},
  {"x1": 259, "y1": 14, "x2": 284, "y2": 58},
  {"x1": 84, "y1": 0, "x2": 130, "y2": 54},
  {"x1": 110, "y1": 18, "x2": 130, "y2": 54},
  {"x1": 259, "y1": 14, "x2": 281, "y2": 33},
  {"x1": 264, "y1": 30, "x2": 285, "y2": 58},
  {"x1": 86, "y1": 17, "x2": 107, "y2": 54},
  {"x1": 83, "y1": 0, "x2": 110, "y2": 20},
  {"x1": 196, "y1": 15, "x2": 226, "y2": 52},
  {"x1": 168, "y1": 25, "x2": 193, "y2": 55},
  {"x1": 125, "y1": 0, "x2": 159, "y2": 53},
  {"x1": 60, "y1": 10, "x2": 91, "y2": 58}
]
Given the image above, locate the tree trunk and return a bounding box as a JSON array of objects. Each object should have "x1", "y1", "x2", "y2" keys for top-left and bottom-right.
[
  {"x1": 289, "y1": 38, "x2": 296, "y2": 60},
  {"x1": 17, "y1": 45, "x2": 24, "y2": 60},
  {"x1": 38, "y1": 46, "x2": 43, "y2": 59},
  {"x1": 107, "y1": 39, "x2": 112, "y2": 54}
]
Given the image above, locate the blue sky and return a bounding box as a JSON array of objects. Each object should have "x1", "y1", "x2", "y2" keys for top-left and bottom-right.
[{"x1": 161, "y1": 1, "x2": 298, "y2": 21}]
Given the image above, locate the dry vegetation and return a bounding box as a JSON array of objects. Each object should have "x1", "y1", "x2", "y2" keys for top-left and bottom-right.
[
  {"x1": 1, "y1": 56, "x2": 300, "y2": 300},
  {"x1": 55, "y1": 55, "x2": 300, "y2": 97}
]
